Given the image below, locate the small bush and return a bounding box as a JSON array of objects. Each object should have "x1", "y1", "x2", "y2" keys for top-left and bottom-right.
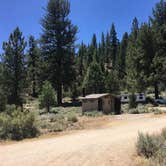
[
  {"x1": 0, "y1": 110, "x2": 39, "y2": 140},
  {"x1": 150, "y1": 149, "x2": 166, "y2": 166},
  {"x1": 5, "y1": 104, "x2": 16, "y2": 113},
  {"x1": 83, "y1": 110, "x2": 103, "y2": 117},
  {"x1": 136, "y1": 132, "x2": 164, "y2": 158},
  {"x1": 153, "y1": 108, "x2": 166, "y2": 115},
  {"x1": 67, "y1": 113, "x2": 78, "y2": 123},
  {"x1": 137, "y1": 105, "x2": 150, "y2": 114},
  {"x1": 129, "y1": 108, "x2": 139, "y2": 114},
  {"x1": 40, "y1": 117, "x2": 67, "y2": 132},
  {"x1": 129, "y1": 105, "x2": 151, "y2": 114}
]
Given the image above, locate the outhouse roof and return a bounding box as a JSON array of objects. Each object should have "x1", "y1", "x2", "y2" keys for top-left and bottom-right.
[{"x1": 81, "y1": 93, "x2": 110, "y2": 100}]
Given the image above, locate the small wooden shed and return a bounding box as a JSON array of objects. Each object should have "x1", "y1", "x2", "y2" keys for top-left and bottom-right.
[{"x1": 81, "y1": 93, "x2": 121, "y2": 114}]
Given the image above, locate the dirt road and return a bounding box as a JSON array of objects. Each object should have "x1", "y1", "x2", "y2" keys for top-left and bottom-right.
[{"x1": 1, "y1": 114, "x2": 166, "y2": 166}]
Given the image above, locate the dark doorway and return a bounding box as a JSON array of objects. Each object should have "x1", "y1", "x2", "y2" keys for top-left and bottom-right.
[
  {"x1": 115, "y1": 98, "x2": 121, "y2": 114},
  {"x1": 98, "y1": 99, "x2": 103, "y2": 111}
]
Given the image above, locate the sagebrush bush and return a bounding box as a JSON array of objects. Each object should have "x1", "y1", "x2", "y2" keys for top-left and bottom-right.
[
  {"x1": 136, "y1": 132, "x2": 164, "y2": 158},
  {"x1": 150, "y1": 149, "x2": 166, "y2": 166},
  {"x1": 153, "y1": 108, "x2": 166, "y2": 115},
  {"x1": 83, "y1": 110, "x2": 103, "y2": 117},
  {"x1": 40, "y1": 117, "x2": 67, "y2": 132},
  {"x1": 67, "y1": 113, "x2": 78, "y2": 123},
  {"x1": 0, "y1": 109, "x2": 39, "y2": 140},
  {"x1": 129, "y1": 108, "x2": 139, "y2": 114}
]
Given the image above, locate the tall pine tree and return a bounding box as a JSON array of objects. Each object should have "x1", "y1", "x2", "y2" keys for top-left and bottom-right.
[
  {"x1": 41, "y1": 0, "x2": 77, "y2": 105},
  {"x1": 110, "y1": 23, "x2": 119, "y2": 67},
  {"x1": 27, "y1": 36, "x2": 41, "y2": 97},
  {"x1": 2, "y1": 27, "x2": 27, "y2": 107}
]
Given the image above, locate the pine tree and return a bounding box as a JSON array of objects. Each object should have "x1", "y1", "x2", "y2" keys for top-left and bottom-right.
[
  {"x1": 99, "y1": 32, "x2": 106, "y2": 70},
  {"x1": 105, "y1": 32, "x2": 111, "y2": 63},
  {"x1": 131, "y1": 17, "x2": 139, "y2": 41},
  {"x1": 27, "y1": 36, "x2": 41, "y2": 97},
  {"x1": 126, "y1": 18, "x2": 139, "y2": 92},
  {"x1": 2, "y1": 27, "x2": 27, "y2": 107},
  {"x1": 150, "y1": 0, "x2": 166, "y2": 98},
  {"x1": 110, "y1": 23, "x2": 119, "y2": 67},
  {"x1": 39, "y1": 81, "x2": 56, "y2": 112},
  {"x1": 117, "y1": 32, "x2": 128, "y2": 79},
  {"x1": 151, "y1": 0, "x2": 166, "y2": 26},
  {"x1": 105, "y1": 70, "x2": 120, "y2": 94},
  {"x1": 88, "y1": 34, "x2": 98, "y2": 63},
  {"x1": 0, "y1": 64, "x2": 7, "y2": 112},
  {"x1": 41, "y1": 0, "x2": 77, "y2": 105},
  {"x1": 136, "y1": 23, "x2": 156, "y2": 92},
  {"x1": 83, "y1": 61, "x2": 105, "y2": 94},
  {"x1": 101, "y1": 32, "x2": 105, "y2": 59},
  {"x1": 77, "y1": 42, "x2": 87, "y2": 77}
]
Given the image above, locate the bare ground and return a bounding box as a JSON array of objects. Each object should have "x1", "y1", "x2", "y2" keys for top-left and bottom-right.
[{"x1": 1, "y1": 113, "x2": 166, "y2": 166}]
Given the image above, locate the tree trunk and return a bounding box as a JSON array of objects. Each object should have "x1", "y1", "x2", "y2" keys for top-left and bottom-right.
[
  {"x1": 32, "y1": 80, "x2": 37, "y2": 98},
  {"x1": 154, "y1": 82, "x2": 159, "y2": 99},
  {"x1": 47, "y1": 105, "x2": 50, "y2": 113},
  {"x1": 57, "y1": 83, "x2": 62, "y2": 106}
]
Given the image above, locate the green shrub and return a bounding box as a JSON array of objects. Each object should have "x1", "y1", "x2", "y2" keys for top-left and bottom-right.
[
  {"x1": 137, "y1": 105, "x2": 150, "y2": 114},
  {"x1": 129, "y1": 105, "x2": 151, "y2": 114},
  {"x1": 153, "y1": 108, "x2": 166, "y2": 115},
  {"x1": 129, "y1": 108, "x2": 139, "y2": 114},
  {"x1": 40, "y1": 117, "x2": 67, "y2": 132},
  {"x1": 39, "y1": 81, "x2": 56, "y2": 112},
  {"x1": 150, "y1": 149, "x2": 166, "y2": 166},
  {"x1": 0, "y1": 110, "x2": 39, "y2": 140},
  {"x1": 67, "y1": 113, "x2": 78, "y2": 123},
  {"x1": 121, "y1": 104, "x2": 129, "y2": 113},
  {"x1": 136, "y1": 132, "x2": 164, "y2": 158},
  {"x1": 84, "y1": 110, "x2": 103, "y2": 117},
  {"x1": 5, "y1": 104, "x2": 16, "y2": 113}
]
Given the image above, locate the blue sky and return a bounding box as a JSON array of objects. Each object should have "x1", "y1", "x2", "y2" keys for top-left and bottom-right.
[{"x1": 0, "y1": 0, "x2": 160, "y2": 53}]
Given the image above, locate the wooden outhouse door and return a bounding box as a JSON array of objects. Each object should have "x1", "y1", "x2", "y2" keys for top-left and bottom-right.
[{"x1": 98, "y1": 99, "x2": 103, "y2": 111}]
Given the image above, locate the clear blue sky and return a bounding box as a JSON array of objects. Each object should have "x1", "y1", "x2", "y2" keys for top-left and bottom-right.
[{"x1": 0, "y1": 0, "x2": 159, "y2": 53}]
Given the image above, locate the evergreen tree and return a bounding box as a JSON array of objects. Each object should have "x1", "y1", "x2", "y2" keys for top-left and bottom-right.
[
  {"x1": 131, "y1": 17, "x2": 139, "y2": 41},
  {"x1": 39, "y1": 81, "x2": 56, "y2": 112},
  {"x1": 41, "y1": 0, "x2": 77, "y2": 105},
  {"x1": 105, "y1": 70, "x2": 120, "y2": 94},
  {"x1": 152, "y1": 25, "x2": 166, "y2": 98},
  {"x1": 126, "y1": 18, "x2": 139, "y2": 92},
  {"x1": 136, "y1": 23, "x2": 156, "y2": 92},
  {"x1": 101, "y1": 32, "x2": 105, "y2": 59},
  {"x1": 83, "y1": 61, "x2": 105, "y2": 94},
  {"x1": 110, "y1": 23, "x2": 119, "y2": 67},
  {"x1": 150, "y1": 0, "x2": 166, "y2": 98},
  {"x1": 105, "y1": 32, "x2": 111, "y2": 63},
  {"x1": 88, "y1": 34, "x2": 98, "y2": 63},
  {"x1": 117, "y1": 32, "x2": 128, "y2": 79},
  {"x1": 99, "y1": 32, "x2": 106, "y2": 70},
  {"x1": 77, "y1": 42, "x2": 87, "y2": 77},
  {"x1": 0, "y1": 64, "x2": 7, "y2": 112},
  {"x1": 151, "y1": 0, "x2": 166, "y2": 26},
  {"x1": 27, "y1": 36, "x2": 41, "y2": 97},
  {"x1": 2, "y1": 27, "x2": 27, "y2": 107}
]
